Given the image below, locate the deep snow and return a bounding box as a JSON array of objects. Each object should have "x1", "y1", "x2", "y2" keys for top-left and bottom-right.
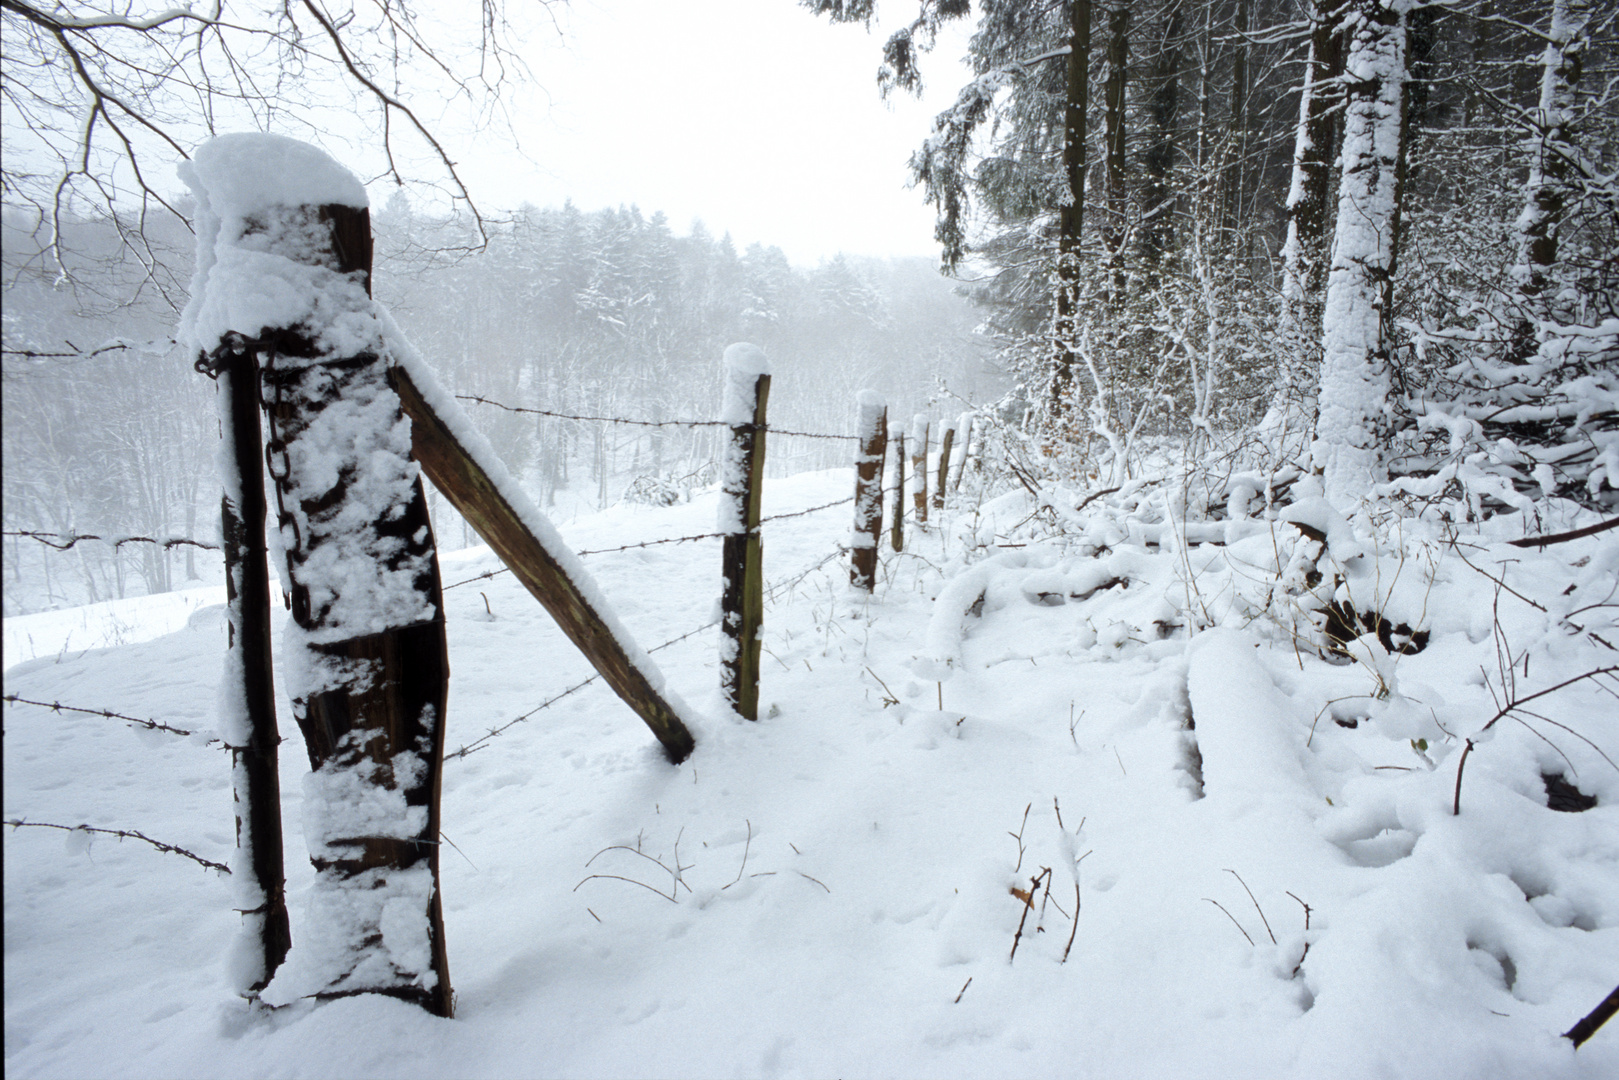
[{"x1": 5, "y1": 467, "x2": 1618, "y2": 1079}]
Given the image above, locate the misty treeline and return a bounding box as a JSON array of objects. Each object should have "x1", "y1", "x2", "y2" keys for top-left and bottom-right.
[
  {"x1": 813, "y1": 0, "x2": 1615, "y2": 520},
  {"x1": 1, "y1": 201, "x2": 995, "y2": 614}
]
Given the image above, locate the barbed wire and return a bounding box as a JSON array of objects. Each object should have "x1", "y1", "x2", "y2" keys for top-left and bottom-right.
[
  {"x1": 3, "y1": 530, "x2": 220, "y2": 552},
  {"x1": 457, "y1": 394, "x2": 858, "y2": 442},
  {"x1": 4, "y1": 819, "x2": 231, "y2": 873},
  {"x1": 3, "y1": 693, "x2": 218, "y2": 742},
  {"x1": 448, "y1": 546, "x2": 849, "y2": 759},
  {"x1": 449, "y1": 619, "x2": 719, "y2": 760},
  {"x1": 444, "y1": 495, "x2": 858, "y2": 588},
  {"x1": 1, "y1": 339, "x2": 162, "y2": 361}
]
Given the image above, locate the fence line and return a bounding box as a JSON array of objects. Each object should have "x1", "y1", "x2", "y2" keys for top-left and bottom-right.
[
  {"x1": 457, "y1": 394, "x2": 859, "y2": 442},
  {"x1": 444, "y1": 494, "x2": 862, "y2": 588},
  {"x1": 447, "y1": 546, "x2": 847, "y2": 759}
]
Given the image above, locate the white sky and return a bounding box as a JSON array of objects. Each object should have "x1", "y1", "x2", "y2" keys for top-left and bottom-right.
[{"x1": 455, "y1": 0, "x2": 974, "y2": 265}]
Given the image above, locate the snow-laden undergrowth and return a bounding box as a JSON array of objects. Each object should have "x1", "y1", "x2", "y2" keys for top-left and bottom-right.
[{"x1": 4, "y1": 468, "x2": 1617, "y2": 1078}]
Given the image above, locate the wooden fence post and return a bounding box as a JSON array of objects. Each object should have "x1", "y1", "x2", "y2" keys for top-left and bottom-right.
[
  {"x1": 719, "y1": 343, "x2": 770, "y2": 720},
  {"x1": 205, "y1": 332, "x2": 291, "y2": 996},
  {"x1": 850, "y1": 391, "x2": 887, "y2": 591},
  {"x1": 954, "y1": 412, "x2": 975, "y2": 490},
  {"x1": 910, "y1": 415, "x2": 930, "y2": 524},
  {"x1": 934, "y1": 420, "x2": 955, "y2": 510},
  {"x1": 186, "y1": 135, "x2": 452, "y2": 1016},
  {"x1": 889, "y1": 423, "x2": 906, "y2": 552}
]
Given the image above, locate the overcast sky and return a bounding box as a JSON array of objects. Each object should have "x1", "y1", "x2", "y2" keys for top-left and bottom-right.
[{"x1": 457, "y1": 0, "x2": 974, "y2": 265}]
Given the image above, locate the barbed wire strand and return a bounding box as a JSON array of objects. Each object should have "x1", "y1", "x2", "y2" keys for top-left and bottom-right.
[
  {"x1": 4, "y1": 819, "x2": 230, "y2": 873},
  {"x1": 3, "y1": 530, "x2": 220, "y2": 552},
  {"x1": 449, "y1": 619, "x2": 719, "y2": 760},
  {"x1": 448, "y1": 547, "x2": 848, "y2": 759},
  {"x1": 456, "y1": 394, "x2": 858, "y2": 442},
  {"x1": 445, "y1": 494, "x2": 860, "y2": 588},
  {"x1": 3, "y1": 693, "x2": 215, "y2": 741}
]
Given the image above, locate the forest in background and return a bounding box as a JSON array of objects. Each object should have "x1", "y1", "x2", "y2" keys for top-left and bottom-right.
[
  {"x1": 807, "y1": 0, "x2": 1614, "y2": 526},
  {"x1": 1, "y1": 203, "x2": 997, "y2": 614},
  {"x1": 2, "y1": 0, "x2": 1614, "y2": 610}
]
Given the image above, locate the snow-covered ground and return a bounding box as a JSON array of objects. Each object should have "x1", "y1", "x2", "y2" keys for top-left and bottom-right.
[{"x1": 5, "y1": 469, "x2": 1617, "y2": 1078}]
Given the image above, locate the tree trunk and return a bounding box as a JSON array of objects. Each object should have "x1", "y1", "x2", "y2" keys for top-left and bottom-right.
[
  {"x1": 1102, "y1": 4, "x2": 1131, "y2": 306},
  {"x1": 1272, "y1": 0, "x2": 1346, "y2": 429},
  {"x1": 1314, "y1": 0, "x2": 1411, "y2": 507},
  {"x1": 1223, "y1": 0, "x2": 1249, "y2": 254},
  {"x1": 1516, "y1": 0, "x2": 1591, "y2": 318},
  {"x1": 1051, "y1": 0, "x2": 1092, "y2": 417}
]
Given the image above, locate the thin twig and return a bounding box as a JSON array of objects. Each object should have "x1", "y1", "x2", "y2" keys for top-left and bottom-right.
[
  {"x1": 796, "y1": 871, "x2": 831, "y2": 893},
  {"x1": 1009, "y1": 867, "x2": 1052, "y2": 962},
  {"x1": 1564, "y1": 983, "x2": 1619, "y2": 1048},
  {"x1": 1204, "y1": 898, "x2": 1256, "y2": 946},
  {"x1": 1225, "y1": 869, "x2": 1277, "y2": 944},
  {"x1": 1453, "y1": 739, "x2": 1476, "y2": 816},
  {"x1": 1508, "y1": 517, "x2": 1619, "y2": 549},
  {"x1": 1062, "y1": 882, "x2": 1082, "y2": 963},
  {"x1": 723, "y1": 820, "x2": 752, "y2": 890}
]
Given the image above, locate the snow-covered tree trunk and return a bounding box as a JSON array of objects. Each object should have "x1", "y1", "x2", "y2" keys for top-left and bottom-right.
[
  {"x1": 1051, "y1": 0, "x2": 1091, "y2": 417},
  {"x1": 1515, "y1": 0, "x2": 1592, "y2": 317},
  {"x1": 849, "y1": 392, "x2": 887, "y2": 592},
  {"x1": 1269, "y1": 0, "x2": 1345, "y2": 437},
  {"x1": 182, "y1": 134, "x2": 454, "y2": 1016},
  {"x1": 1313, "y1": 0, "x2": 1410, "y2": 507}
]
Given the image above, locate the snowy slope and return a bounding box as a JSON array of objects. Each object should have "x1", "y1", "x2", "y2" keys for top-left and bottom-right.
[{"x1": 5, "y1": 471, "x2": 1617, "y2": 1079}]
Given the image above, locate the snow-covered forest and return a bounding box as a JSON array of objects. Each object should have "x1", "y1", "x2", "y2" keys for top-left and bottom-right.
[
  {"x1": 3, "y1": 0, "x2": 1617, "y2": 1077},
  {"x1": 2, "y1": 204, "x2": 993, "y2": 612}
]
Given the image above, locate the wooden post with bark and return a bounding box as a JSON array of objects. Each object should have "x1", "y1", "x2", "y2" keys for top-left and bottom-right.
[
  {"x1": 850, "y1": 391, "x2": 887, "y2": 592},
  {"x1": 204, "y1": 331, "x2": 291, "y2": 996},
  {"x1": 184, "y1": 134, "x2": 454, "y2": 1017},
  {"x1": 719, "y1": 344, "x2": 770, "y2": 721},
  {"x1": 910, "y1": 415, "x2": 930, "y2": 524},
  {"x1": 933, "y1": 420, "x2": 955, "y2": 511},
  {"x1": 889, "y1": 423, "x2": 906, "y2": 552},
  {"x1": 257, "y1": 202, "x2": 454, "y2": 1016}
]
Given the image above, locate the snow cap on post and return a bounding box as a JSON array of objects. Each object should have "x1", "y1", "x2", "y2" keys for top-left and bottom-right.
[
  {"x1": 186, "y1": 133, "x2": 368, "y2": 218},
  {"x1": 179, "y1": 134, "x2": 373, "y2": 360},
  {"x1": 721, "y1": 342, "x2": 771, "y2": 424}
]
